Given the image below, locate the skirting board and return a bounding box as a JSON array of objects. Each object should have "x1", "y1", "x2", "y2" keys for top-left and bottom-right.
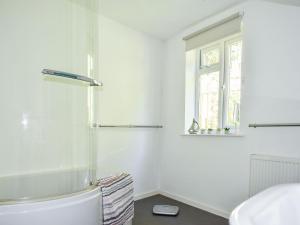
[
  {"x1": 134, "y1": 190, "x2": 160, "y2": 201},
  {"x1": 134, "y1": 190, "x2": 230, "y2": 219},
  {"x1": 159, "y1": 191, "x2": 230, "y2": 219}
]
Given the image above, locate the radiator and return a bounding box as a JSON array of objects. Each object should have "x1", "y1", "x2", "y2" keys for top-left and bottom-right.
[{"x1": 249, "y1": 154, "x2": 300, "y2": 197}]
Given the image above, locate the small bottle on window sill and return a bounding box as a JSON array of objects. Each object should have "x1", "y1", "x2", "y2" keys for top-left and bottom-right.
[{"x1": 188, "y1": 119, "x2": 200, "y2": 134}]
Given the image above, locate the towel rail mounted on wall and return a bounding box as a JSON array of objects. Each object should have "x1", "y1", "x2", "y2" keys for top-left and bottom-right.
[
  {"x1": 249, "y1": 123, "x2": 300, "y2": 128},
  {"x1": 42, "y1": 69, "x2": 102, "y2": 87},
  {"x1": 94, "y1": 124, "x2": 163, "y2": 128}
]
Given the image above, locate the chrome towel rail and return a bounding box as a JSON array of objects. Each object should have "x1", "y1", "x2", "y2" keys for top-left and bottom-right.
[
  {"x1": 94, "y1": 124, "x2": 163, "y2": 128},
  {"x1": 42, "y1": 69, "x2": 102, "y2": 87},
  {"x1": 249, "y1": 123, "x2": 300, "y2": 128}
]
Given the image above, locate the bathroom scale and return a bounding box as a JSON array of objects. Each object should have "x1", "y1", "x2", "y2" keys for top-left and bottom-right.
[{"x1": 152, "y1": 205, "x2": 179, "y2": 216}]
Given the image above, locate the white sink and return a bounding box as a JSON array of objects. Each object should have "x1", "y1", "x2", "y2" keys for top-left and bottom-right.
[{"x1": 230, "y1": 184, "x2": 300, "y2": 225}]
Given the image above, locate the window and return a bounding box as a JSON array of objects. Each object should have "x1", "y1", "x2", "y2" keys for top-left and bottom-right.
[
  {"x1": 195, "y1": 36, "x2": 242, "y2": 130},
  {"x1": 225, "y1": 38, "x2": 242, "y2": 129},
  {"x1": 184, "y1": 14, "x2": 243, "y2": 133}
]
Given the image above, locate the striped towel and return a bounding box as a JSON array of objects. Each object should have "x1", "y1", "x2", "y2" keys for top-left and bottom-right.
[{"x1": 99, "y1": 173, "x2": 134, "y2": 225}]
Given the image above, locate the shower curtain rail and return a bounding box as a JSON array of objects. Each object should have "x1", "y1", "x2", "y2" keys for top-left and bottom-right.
[
  {"x1": 94, "y1": 124, "x2": 163, "y2": 128},
  {"x1": 42, "y1": 69, "x2": 102, "y2": 86},
  {"x1": 249, "y1": 123, "x2": 300, "y2": 128}
]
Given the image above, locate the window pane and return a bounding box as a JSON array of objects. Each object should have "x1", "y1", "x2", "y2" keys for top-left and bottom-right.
[
  {"x1": 226, "y1": 40, "x2": 242, "y2": 128},
  {"x1": 201, "y1": 47, "x2": 220, "y2": 67},
  {"x1": 198, "y1": 71, "x2": 219, "y2": 129}
]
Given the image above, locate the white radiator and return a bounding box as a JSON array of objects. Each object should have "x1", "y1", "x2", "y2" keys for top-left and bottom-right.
[{"x1": 249, "y1": 154, "x2": 300, "y2": 197}]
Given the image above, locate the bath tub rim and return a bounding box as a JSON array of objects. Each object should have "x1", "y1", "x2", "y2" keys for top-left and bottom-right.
[{"x1": 0, "y1": 183, "x2": 100, "y2": 206}]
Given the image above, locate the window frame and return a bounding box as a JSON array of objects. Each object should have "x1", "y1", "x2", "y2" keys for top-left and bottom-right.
[
  {"x1": 194, "y1": 33, "x2": 242, "y2": 130},
  {"x1": 223, "y1": 36, "x2": 243, "y2": 129}
]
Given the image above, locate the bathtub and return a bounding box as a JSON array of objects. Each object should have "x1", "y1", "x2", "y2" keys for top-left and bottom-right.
[
  {"x1": 230, "y1": 184, "x2": 300, "y2": 225},
  {"x1": 0, "y1": 185, "x2": 102, "y2": 225},
  {"x1": 0, "y1": 169, "x2": 133, "y2": 225}
]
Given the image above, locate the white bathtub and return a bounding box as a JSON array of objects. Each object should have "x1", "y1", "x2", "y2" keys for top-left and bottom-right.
[
  {"x1": 230, "y1": 184, "x2": 300, "y2": 225},
  {"x1": 0, "y1": 186, "x2": 102, "y2": 225},
  {"x1": 0, "y1": 169, "x2": 134, "y2": 225}
]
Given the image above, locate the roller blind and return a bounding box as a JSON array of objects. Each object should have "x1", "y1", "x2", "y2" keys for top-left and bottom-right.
[{"x1": 184, "y1": 13, "x2": 242, "y2": 51}]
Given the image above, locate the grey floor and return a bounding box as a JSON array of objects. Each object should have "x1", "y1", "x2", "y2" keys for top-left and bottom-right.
[{"x1": 133, "y1": 195, "x2": 228, "y2": 225}]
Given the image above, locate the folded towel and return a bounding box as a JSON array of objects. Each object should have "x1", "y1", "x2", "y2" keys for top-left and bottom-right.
[{"x1": 99, "y1": 173, "x2": 134, "y2": 225}]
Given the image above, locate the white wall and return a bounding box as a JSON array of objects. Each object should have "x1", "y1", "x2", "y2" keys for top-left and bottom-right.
[
  {"x1": 160, "y1": 0, "x2": 300, "y2": 216},
  {"x1": 0, "y1": 0, "x2": 100, "y2": 199},
  {"x1": 95, "y1": 15, "x2": 164, "y2": 197},
  {"x1": 0, "y1": 0, "x2": 164, "y2": 199},
  {"x1": 0, "y1": 0, "x2": 95, "y2": 176}
]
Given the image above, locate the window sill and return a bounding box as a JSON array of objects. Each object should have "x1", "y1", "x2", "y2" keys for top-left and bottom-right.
[{"x1": 182, "y1": 132, "x2": 244, "y2": 137}]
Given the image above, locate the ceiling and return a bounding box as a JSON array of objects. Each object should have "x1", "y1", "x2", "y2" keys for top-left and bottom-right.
[{"x1": 99, "y1": 0, "x2": 300, "y2": 40}]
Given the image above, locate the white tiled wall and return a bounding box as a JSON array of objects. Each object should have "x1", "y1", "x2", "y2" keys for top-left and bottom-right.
[{"x1": 0, "y1": 0, "x2": 98, "y2": 198}]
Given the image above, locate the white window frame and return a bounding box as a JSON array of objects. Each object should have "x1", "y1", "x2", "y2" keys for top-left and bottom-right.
[{"x1": 194, "y1": 33, "x2": 242, "y2": 130}]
